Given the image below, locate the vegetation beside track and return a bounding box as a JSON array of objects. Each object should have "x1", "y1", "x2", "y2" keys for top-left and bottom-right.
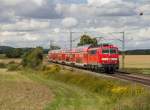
[
  {"x1": 22, "y1": 64, "x2": 150, "y2": 110},
  {"x1": 0, "y1": 48, "x2": 150, "y2": 110},
  {"x1": 0, "y1": 60, "x2": 150, "y2": 110}
]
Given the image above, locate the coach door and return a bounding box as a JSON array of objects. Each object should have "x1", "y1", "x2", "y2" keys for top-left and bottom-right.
[
  {"x1": 83, "y1": 52, "x2": 88, "y2": 64},
  {"x1": 88, "y1": 49, "x2": 98, "y2": 65}
]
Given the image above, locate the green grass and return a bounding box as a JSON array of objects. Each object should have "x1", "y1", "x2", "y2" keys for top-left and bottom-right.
[
  {"x1": 23, "y1": 70, "x2": 109, "y2": 110},
  {"x1": 0, "y1": 63, "x2": 150, "y2": 110},
  {"x1": 21, "y1": 65, "x2": 150, "y2": 110}
]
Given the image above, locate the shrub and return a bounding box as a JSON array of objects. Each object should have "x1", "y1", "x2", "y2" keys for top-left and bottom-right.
[
  {"x1": 41, "y1": 66, "x2": 146, "y2": 98},
  {"x1": 8, "y1": 61, "x2": 16, "y2": 64},
  {"x1": 5, "y1": 48, "x2": 23, "y2": 58},
  {"x1": 7, "y1": 63, "x2": 19, "y2": 71},
  {"x1": 21, "y1": 47, "x2": 43, "y2": 69},
  {"x1": 43, "y1": 65, "x2": 61, "y2": 77},
  {"x1": 0, "y1": 63, "x2": 6, "y2": 68}
]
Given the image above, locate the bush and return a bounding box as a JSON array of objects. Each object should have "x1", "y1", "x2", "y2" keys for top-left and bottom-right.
[
  {"x1": 21, "y1": 47, "x2": 43, "y2": 69},
  {"x1": 43, "y1": 65, "x2": 61, "y2": 77},
  {"x1": 7, "y1": 63, "x2": 19, "y2": 71},
  {"x1": 41, "y1": 66, "x2": 146, "y2": 98},
  {"x1": 8, "y1": 61, "x2": 16, "y2": 64},
  {"x1": 0, "y1": 63, "x2": 6, "y2": 68},
  {"x1": 5, "y1": 48, "x2": 23, "y2": 58}
]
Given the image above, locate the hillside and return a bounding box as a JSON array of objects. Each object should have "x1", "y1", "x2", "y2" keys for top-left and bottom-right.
[
  {"x1": 125, "y1": 49, "x2": 150, "y2": 55},
  {"x1": 0, "y1": 46, "x2": 14, "y2": 54},
  {"x1": 0, "y1": 46, "x2": 150, "y2": 55}
]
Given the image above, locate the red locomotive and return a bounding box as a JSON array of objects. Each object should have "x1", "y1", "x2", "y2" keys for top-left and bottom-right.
[{"x1": 48, "y1": 44, "x2": 119, "y2": 73}]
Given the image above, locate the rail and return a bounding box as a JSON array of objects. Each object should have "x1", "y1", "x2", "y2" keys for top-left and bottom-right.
[{"x1": 48, "y1": 62, "x2": 150, "y2": 87}]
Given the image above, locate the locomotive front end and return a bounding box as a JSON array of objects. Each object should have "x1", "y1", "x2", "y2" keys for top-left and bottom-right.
[{"x1": 100, "y1": 46, "x2": 119, "y2": 73}]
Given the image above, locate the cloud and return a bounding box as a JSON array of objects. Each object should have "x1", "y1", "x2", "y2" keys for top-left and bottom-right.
[
  {"x1": 0, "y1": 0, "x2": 24, "y2": 6},
  {"x1": 62, "y1": 17, "x2": 78, "y2": 28},
  {"x1": 0, "y1": 0, "x2": 150, "y2": 49},
  {"x1": 87, "y1": 0, "x2": 122, "y2": 6},
  {"x1": 54, "y1": 28, "x2": 60, "y2": 33},
  {"x1": 55, "y1": 2, "x2": 137, "y2": 19},
  {"x1": 1, "y1": 19, "x2": 50, "y2": 31},
  {"x1": 0, "y1": 0, "x2": 63, "y2": 20},
  {"x1": 0, "y1": 0, "x2": 44, "y2": 6},
  {"x1": 32, "y1": 0, "x2": 44, "y2": 6}
]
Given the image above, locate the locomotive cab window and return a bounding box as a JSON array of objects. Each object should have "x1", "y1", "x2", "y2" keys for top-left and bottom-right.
[
  {"x1": 89, "y1": 50, "x2": 97, "y2": 55},
  {"x1": 102, "y1": 49, "x2": 117, "y2": 54},
  {"x1": 102, "y1": 49, "x2": 109, "y2": 54}
]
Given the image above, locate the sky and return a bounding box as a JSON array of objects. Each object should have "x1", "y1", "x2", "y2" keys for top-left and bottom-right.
[{"x1": 0, "y1": 0, "x2": 150, "y2": 50}]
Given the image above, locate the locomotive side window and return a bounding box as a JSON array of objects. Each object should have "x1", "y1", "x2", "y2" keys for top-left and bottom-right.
[
  {"x1": 110, "y1": 49, "x2": 117, "y2": 54},
  {"x1": 89, "y1": 50, "x2": 97, "y2": 55}
]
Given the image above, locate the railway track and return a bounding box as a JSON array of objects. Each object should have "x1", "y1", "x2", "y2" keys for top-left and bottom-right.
[
  {"x1": 49, "y1": 62, "x2": 150, "y2": 87},
  {"x1": 110, "y1": 73, "x2": 150, "y2": 86}
]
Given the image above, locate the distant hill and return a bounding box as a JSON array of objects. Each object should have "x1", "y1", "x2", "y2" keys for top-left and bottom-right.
[
  {"x1": 125, "y1": 49, "x2": 150, "y2": 55},
  {"x1": 0, "y1": 46, "x2": 150, "y2": 55},
  {"x1": 0, "y1": 46, "x2": 14, "y2": 54},
  {"x1": 0, "y1": 46, "x2": 49, "y2": 54}
]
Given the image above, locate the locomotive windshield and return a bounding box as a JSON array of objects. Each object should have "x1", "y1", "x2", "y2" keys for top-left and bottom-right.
[
  {"x1": 102, "y1": 48, "x2": 117, "y2": 54},
  {"x1": 102, "y1": 49, "x2": 109, "y2": 54}
]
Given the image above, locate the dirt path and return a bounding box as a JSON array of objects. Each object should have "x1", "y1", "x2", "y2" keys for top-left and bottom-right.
[{"x1": 0, "y1": 69, "x2": 53, "y2": 110}]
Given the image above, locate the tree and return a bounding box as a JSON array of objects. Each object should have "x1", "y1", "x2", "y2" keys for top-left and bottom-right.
[
  {"x1": 5, "y1": 48, "x2": 23, "y2": 58},
  {"x1": 77, "y1": 34, "x2": 98, "y2": 46},
  {"x1": 50, "y1": 45, "x2": 61, "y2": 50},
  {"x1": 22, "y1": 47, "x2": 43, "y2": 69}
]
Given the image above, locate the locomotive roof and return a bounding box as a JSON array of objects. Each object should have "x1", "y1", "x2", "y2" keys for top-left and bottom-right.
[
  {"x1": 74, "y1": 44, "x2": 117, "y2": 52},
  {"x1": 74, "y1": 45, "x2": 91, "y2": 52},
  {"x1": 49, "y1": 44, "x2": 118, "y2": 53}
]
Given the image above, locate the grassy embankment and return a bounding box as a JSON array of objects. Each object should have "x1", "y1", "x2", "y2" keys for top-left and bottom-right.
[
  {"x1": 23, "y1": 64, "x2": 150, "y2": 110},
  {"x1": 0, "y1": 60, "x2": 150, "y2": 110}
]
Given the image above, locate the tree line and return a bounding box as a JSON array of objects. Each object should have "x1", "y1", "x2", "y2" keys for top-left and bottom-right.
[{"x1": 0, "y1": 34, "x2": 150, "y2": 58}]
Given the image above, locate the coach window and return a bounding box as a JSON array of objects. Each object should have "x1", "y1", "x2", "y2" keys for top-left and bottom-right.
[
  {"x1": 89, "y1": 50, "x2": 97, "y2": 55},
  {"x1": 70, "y1": 54, "x2": 75, "y2": 58}
]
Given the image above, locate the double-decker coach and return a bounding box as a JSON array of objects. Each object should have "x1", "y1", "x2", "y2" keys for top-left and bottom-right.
[{"x1": 48, "y1": 44, "x2": 119, "y2": 73}]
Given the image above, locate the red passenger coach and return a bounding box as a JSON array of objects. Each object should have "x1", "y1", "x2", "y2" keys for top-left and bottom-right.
[{"x1": 48, "y1": 44, "x2": 119, "y2": 73}]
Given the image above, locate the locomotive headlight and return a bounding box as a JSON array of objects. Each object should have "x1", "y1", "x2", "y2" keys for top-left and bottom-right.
[
  {"x1": 111, "y1": 58, "x2": 117, "y2": 60},
  {"x1": 102, "y1": 58, "x2": 109, "y2": 61}
]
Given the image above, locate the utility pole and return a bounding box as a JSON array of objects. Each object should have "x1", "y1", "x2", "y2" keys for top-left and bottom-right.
[
  {"x1": 70, "y1": 31, "x2": 73, "y2": 50},
  {"x1": 122, "y1": 32, "x2": 125, "y2": 69},
  {"x1": 50, "y1": 40, "x2": 53, "y2": 50}
]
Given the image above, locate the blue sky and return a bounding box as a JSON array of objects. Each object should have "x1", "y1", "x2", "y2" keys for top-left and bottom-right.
[{"x1": 0, "y1": 0, "x2": 150, "y2": 50}]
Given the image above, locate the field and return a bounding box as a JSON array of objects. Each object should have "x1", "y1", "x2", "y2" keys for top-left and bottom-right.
[
  {"x1": 0, "y1": 55, "x2": 150, "y2": 109},
  {"x1": 120, "y1": 55, "x2": 150, "y2": 68},
  {"x1": 0, "y1": 58, "x2": 21, "y2": 64},
  {"x1": 0, "y1": 69, "x2": 52, "y2": 110},
  {"x1": 0, "y1": 65, "x2": 150, "y2": 110},
  {"x1": 0, "y1": 54, "x2": 150, "y2": 69}
]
